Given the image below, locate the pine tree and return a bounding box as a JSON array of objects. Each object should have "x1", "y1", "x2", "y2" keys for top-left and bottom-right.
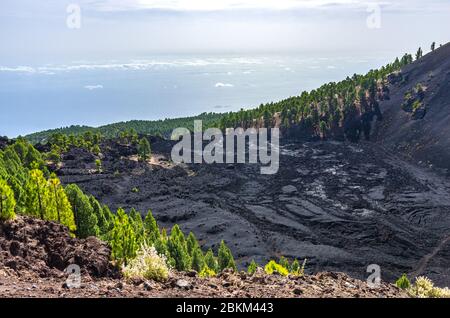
[
  {"x1": 129, "y1": 208, "x2": 145, "y2": 245},
  {"x1": 416, "y1": 47, "x2": 423, "y2": 60},
  {"x1": 431, "y1": 42, "x2": 436, "y2": 51},
  {"x1": 191, "y1": 247, "x2": 205, "y2": 272},
  {"x1": 102, "y1": 205, "x2": 114, "y2": 233},
  {"x1": 167, "y1": 224, "x2": 191, "y2": 271},
  {"x1": 0, "y1": 179, "x2": 16, "y2": 220},
  {"x1": 24, "y1": 169, "x2": 50, "y2": 219},
  {"x1": 247, "y1": 259, "x2": 258, "y2": 275},
  {"x1": 186, "y1": 232, "x2": 200, "y2": 256},
  {"x1": 290, "y1": 259, "x2": 300, "y2": 273},
  {"x1": 204, "y1": 248, "x2": 219, "y2": 273},
  {"x1": 65, "y1": 184, "x2": 99, "y2": 238},
  {"x1": 109, "y1": 208, "x2": 138, "y2": 265},
  {"x1": 144, "y1": 210, "x2": 160, "y2": 244},
  {"x1": 48, "y1": 174, "x2": 76, "y2": 232},
  {"x1": 218, "y1": 240, "x2": 237, "y2": 272},
  {"x1": 138, "y1": 137, "x2": 151, "y2": 162},
  {"x1": 89, "y1": 195, "x2": 108, "y2": 235}
]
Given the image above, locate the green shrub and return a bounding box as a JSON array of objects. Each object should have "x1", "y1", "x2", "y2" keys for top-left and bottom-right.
[
  {"x1": 0, "y1": 179, "x2": 16, "y2": 221},
  {"x1": 95, "y1": 159, "x2": 102, "y2": 173},
  {"x1": 395, "y1": 274, "x2": 411, "y2": 289},
  {"x1": 122, "y1": 243, "x2": 170, "y2": 282},
  {"x1": 264, "y1": 260, "x2": 289, "y2": 276},
  {"x1": 131, "y1": 187, "x2": 139, "y2": 193},
  {"x1": 204, "y1": 249, "x2": 219, "y2": 273},
  {"x1": 167, "y1": 224, "x2": 191, "y2": 271},
  {"x1": 218, "y1": 240, "x2": 237, "y2": 271},
  {"x1": 247, "y1": 259, "x2": 258, "y2": 275},
  {"x1": 191, "y1": 247, "x2": 205, "y2": 272},
  {"x1": 291, "y1": 259, "x2": 307, "y2": 277},
  {"x1": 199, "y1": 266, "x2": 216, "y2": 278}
]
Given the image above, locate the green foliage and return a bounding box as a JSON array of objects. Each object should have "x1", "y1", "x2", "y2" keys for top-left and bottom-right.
[
  {"x1": 23, "y1": 169, "x2": 50, "y2": 219},
  {"x1": 144, "y1": 210, "x2": 160, "y2": 244},
  {"x1": 88, "y1": 195, "x2": 109, "y2": 236},
  {"x1": 131, "y1": 187, "x2": 139, "y2": 193},
  {"x1": 218, "y1": 240, "x2": 237, "y2": 272},
  {"x1": 167, "y1": 224, "x2": 191, "y2": 271},
  {"x1": 65, "y1": 184, "x2": 99, "y2": 238},
  {"x1": 109, "y1": 208, "x2": 138, "y2": 265},
  {"x1": 0, "y1": 179, "x2": 16, "y2": 220},
  {"x1": 278, "y1": 256, "x2": 290, "y2": 270},
  {"x1": 138, "y1": 137, "x2": 151, "y2": 161},
  {"x1": 396, "y1": 274, "x2": 411, "y2": 290},
  {"x1": 186, "y1": 232, "x2": 200, "y2": 256},
  {"x1": 48, "y1": 174, "x2": 76, "y2": 231},
  {"x1": 247, "y1": 259, "x2": 258, "y2": 275},
  {"x1": 122, "y1": 243, "x2": 169, "y2": 282},
  {"x1": 191, "y1": 247, "x2": 205, "y2": 272},
  {"x1": 264, "y1": 260, "x2": 289, "y2": 276},
  {"x1": 25, "y1": 113, "x2": 223, "y2": 144},
  {"x1": 290, "y1": 259, "x2": 300, "y2": 273},
  {"x1": 95, "y1": 159, "x2": 102, "y2": 173},
  {"x1": 199, "y1": 266, "x2": 216, "y2": 278},
  {"x1": 204, "y1": 248, "x2": 219, "y2": 273},
  {"x1": 129, "y1": 208, "x2": 145, "y2": 245}
]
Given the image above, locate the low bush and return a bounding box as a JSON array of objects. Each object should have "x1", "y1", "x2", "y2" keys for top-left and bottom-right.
[
  {"x1": 395, "y1": 274, "x2": 411, "y2": 289},
  {"x1": 264, "y1": 260, "x2": 289, "y2": 276},
  {"x1": 407, "y1": 276, "x2": 450, "y2": 298},
  {"x1": 122, "y1": 243, "x2": 170, "y2": 282},
  {"x1": 199, "y1": 266, "x2": 216, "y2": 278}
]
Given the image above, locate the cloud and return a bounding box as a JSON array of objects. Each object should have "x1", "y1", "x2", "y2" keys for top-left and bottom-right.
[
  {"x1": 215, "y1": 82, "x2": 234, "y2": 88},
  {"x1": 84, "y1": 85, "x2": 104, "y2": 90},
  {"x1": 0, "y1": 66, "x2": 36, "y2": 73},
  {"x1": 87, "y1": 0, "x2": 366, "y2": 12},
  {"x1": 0, "y1": 57, "x2": 264, "y2": 75},
  {"x1": 79, "y1": 0, "x2": 450, "y2": 14}
]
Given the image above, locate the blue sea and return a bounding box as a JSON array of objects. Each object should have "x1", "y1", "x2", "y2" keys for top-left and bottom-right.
[{"x1": 0, "y1": 53, "x2": 397, "y2": 137}]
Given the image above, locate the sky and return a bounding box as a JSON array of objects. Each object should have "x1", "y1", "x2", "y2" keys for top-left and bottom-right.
[
  {"x1": 1, "y1": 0, "x2": 450, "y2": 137},
  {"x1": 1, "y1": 0, "x2": 449, "y2": 63}
]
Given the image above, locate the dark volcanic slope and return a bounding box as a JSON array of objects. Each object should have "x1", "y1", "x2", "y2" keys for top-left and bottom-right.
[
  {"x1": 59, "y1": 139, "x2": 450, "y2": 287},
  {"x1": 374, "y1": 42, "x2": 450, "y2": 172}
]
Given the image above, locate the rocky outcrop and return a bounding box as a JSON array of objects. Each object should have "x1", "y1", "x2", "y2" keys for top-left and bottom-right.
[{"x1": 0, "y1": 216, "x2": 117, "y2": 279}]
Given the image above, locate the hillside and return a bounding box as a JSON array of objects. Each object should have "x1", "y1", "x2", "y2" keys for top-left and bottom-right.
[
  {"x1": 3, "y1": 42, "x2": 450, "y2": 298},
  {"x1": 24, "y1": 113, "x2": 223, "y2": 144},
  {"x1": 374, "y1": 42, "x2": 450, "y2": 172}
]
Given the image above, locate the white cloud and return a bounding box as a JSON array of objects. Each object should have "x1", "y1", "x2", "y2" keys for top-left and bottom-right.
[
  {"x1": 215, "y1": 82, "x2": 234, "y2": 88},
  {"x1": 0, "y1": 57, "x2": 264, "y2": 75},
  {"x1": 0, "y1": 66, "x2": 36, "y2": 73},
  {"x1": 84, "y1": 85, "x2": 104, "y2": 90},
  {"x1": 87, "y1": 0, "x2": 366, "y2": 12}
]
